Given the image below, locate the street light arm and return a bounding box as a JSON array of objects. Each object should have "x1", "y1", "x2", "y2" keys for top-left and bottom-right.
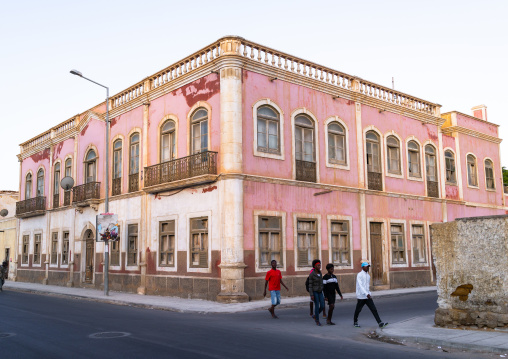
[{"x1": 79, "y1": 75, "x2": 109, "y2": 91}]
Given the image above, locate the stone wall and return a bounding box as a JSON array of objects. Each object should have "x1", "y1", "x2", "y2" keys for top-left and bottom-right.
[{"x1": 431, "y1": 215, "x2": 508, "y2": 328}]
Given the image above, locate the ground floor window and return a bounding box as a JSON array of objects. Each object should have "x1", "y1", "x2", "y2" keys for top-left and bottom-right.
[
  {"x1": 110, "y1": 226, "x2": 120, "y2": 266},
  {"x1": 390, "y1": 224, "x2": 406, "y2": 264},
  {"x1": 51, "y1": 232, "x2": 58, "y2": 265},
  {"x1": 330, "y1": 221, "x2": 350, "y2": 266},
  {"x1": 159, "y1": 221, "x2": 175, "y2": 267},
  {"x1": 190, "y1": 217, "x2": 208, "y2": 268},
  {"x1": 297, "y1": 219, "x2": 317, "y2": 267},
  {"x1": 127, "y1": 224, "x2": 138, "y2": 266},
  {"x1": 62, "y1": 232, "x2": 69, "y2": 265},
  {"x1": 33, "y1": 234, "x2": 41, "y2": 264},
  {"x1": 412, "y1": 225, "x2": 426, "y2": 264},
  {"x1": 22, "y1": 235, "x2": 29, "y2": 264},
  {"x1": 258, "y1": 216, "x2": 282, "y2": 267}
]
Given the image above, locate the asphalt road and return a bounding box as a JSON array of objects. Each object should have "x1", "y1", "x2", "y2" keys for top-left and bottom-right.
[{"x1": 0, "y1": 290, "x2": 490, "y2": 359}]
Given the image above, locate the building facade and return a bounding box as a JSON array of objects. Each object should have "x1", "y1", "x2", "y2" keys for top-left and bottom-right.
[
  {"x1": 14, "y1": 37, "x2": 507, "y2": 302},
  {"x1": 1, "y1": 190, "x2": 19, "y2": 280}
]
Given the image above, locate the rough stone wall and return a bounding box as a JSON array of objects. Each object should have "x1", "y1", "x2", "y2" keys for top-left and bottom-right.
[{"x1": 431, "y1": 215, "x2": 508, "y2": 328}]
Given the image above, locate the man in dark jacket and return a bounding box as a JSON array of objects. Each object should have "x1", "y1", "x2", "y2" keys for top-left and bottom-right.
[
  {"x1": 308, "y1": 259, "x2": 325, "y2": 326},
  {"x1": 0, "y1": 261, "x2": 7, "y2": 291},
  {"x1": 323, "y1": 263, "x2": 343, "y2": 325}
]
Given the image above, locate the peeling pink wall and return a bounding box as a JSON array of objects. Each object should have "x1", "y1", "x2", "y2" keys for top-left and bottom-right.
[
  {"x1": 20, "y1": 148, "x2": 51, "y2": 202},
  {"x1": 456, "y1": 113, "x2": 498, "y2": 138}
]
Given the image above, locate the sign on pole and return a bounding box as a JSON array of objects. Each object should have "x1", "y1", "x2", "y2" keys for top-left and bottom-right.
[{"x1": 96, "y1": 213, "x2": 119, "y2": 242}]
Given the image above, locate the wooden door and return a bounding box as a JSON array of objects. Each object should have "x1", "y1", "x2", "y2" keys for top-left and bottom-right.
[
  {"x1": 369, "y1": 222, "x2": 384, "y2": 286},
  {"x1": 85, "y1": 231, "x2": 94, "y2": 283}
]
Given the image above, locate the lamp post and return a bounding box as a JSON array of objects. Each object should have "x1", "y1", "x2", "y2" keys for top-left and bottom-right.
[{"x1": 70, "y1": 69, "x2": 110, "y2": 296}]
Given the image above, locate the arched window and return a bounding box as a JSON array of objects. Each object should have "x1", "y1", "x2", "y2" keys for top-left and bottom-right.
[
  {"x1": 444, "y1": 150, "x2": 456, "y2": 183},
  {"x1": 85, "y1": 150, "x2": 97, "y2": 183},
  {"x1": 366, "y1": 131, "x2": 382, "y2": 190},
  {"x1": 425, "y1": 145, "x2": 438, "y2": 198},
  {"x1": 191, "y1": 108, "x2": 208, "y2": 154},
  {"x1": 25, "y1": 173, "x2": 32, "y2": 199},
  {"x1": 257, "y1": 106, "x2": 280, "y2": 154},
  {"x1": 295, "y1": 115, "x2": 314, "y2": 162},
  {"x1": 485, "y1": 159, "x2": 495, "y2": 189},
  {"x1": 467, "y1": 154, "x2": 478, "y2": 187},
  {"x1": 161, "y1": 120, "x2": 176, "y2": 162},
  {"x1": 113, "y1": 140, "x2": 122, "y2": 179},
  {"x1": 407, "y1": 141, "x2": 421, "y2": 178},
  {"x1": 65, "y1": 158, "x2": 72, "y2": 178},
  {"x1": 36, "y1": 169, "x2": 44, "y2": 197},
  {"x1": 386, "y1": 136, "x2": 400, "y2": 174},
  {"x1": 53, "y1": 163, "x2": 60, "y2": 207},
  {"x1": 328, "y1": 122, "x2": 346, "y2": 165},
  {"x1": 129, "y1": 133, "x2": 140, "y2": 192}
]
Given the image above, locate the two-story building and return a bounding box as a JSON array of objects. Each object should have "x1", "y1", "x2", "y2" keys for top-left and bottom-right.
[{"x1": 14, "y1": 37, "x2": 507, "y2": 302}]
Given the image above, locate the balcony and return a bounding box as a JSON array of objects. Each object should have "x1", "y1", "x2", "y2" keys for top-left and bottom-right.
[
  {"x1": 16, "y1": 197, "x2": 46, "y2": 218},
  {"x1": 72, "y1": 182, "x2": 101, "y2": 208},
  {"x1": 295, "y1": 160, "x2": 316, "y2": 182},
  {"x1": 112, "y1": 178, "x2": 121, "y2": 196},
  {"x1": 63, "y1": 190, "x2": 71, "y2": 206},
  {"x1": 53, "y1": 193, "x2": 60, "y2": 209},
  {"x1": 144, "y1": 151, "x2": 218, "y2": 193},
  {"x1": 427, "y1": 181, "x2": 439, "y2": 198},
  {"x1": 367, "y1": 171, "x2": 383, "y2": 191},
  {"x1": 129, "y1": 173, "x2": 139, "y2": 192}
]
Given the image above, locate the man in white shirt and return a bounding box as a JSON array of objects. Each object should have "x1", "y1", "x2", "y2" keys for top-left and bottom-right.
[{"x1": 354, "y1": 262, "x2": 388, "y2": 328}]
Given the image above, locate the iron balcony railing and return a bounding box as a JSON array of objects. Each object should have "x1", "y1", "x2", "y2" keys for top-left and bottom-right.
[
  {"x1": 63, "y1": 191, "x2": 71, "y2": 206},
  {"x1": 144, "y1": 151, "x2": 218, "y2": 188},
  {"x1": 112, "y1": 178, "x2": 121, "y2": 196},
  {"x1": 295, "y1": 160, "x2": 317, "y2": 182},
  {"x1": 129, "y1": 173, "x2": 139, "y2": 192},
  {"x1": 427, "y1": 181, "x2": 439, "y2": 198},
  {"x1": 72, "y1": 182, "x2": 101, "y2": 203},
  {"x1": 368, "y1": 171, "x2": 383, "y2": 191},
  {"x1": 16, "y1": 196, "x2": 46, "y2": 216},
  {"x1": 53, "y1": 193, "x2": 60, "y2": 209}
]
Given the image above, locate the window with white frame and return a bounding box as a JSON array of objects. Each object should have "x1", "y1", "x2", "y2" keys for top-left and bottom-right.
[
  {"x1": 258, "y1": 216, "x2": 282, "y2": 267},
  {"x1": 33, "y1": 233, "x2": 41, "y2": 264},
  {"x1": 295, "y1": 115, "x2": 315, "y2": 162},
  {"x1": 25, "y1": 173, "x2": 32, "y2": 199},
  {"x1": 386, "y1": 136, "x2": 401, "y2": 174},
  {"x1": 328, "y1": 122, "x2": 346, "y2": 165},
  {"x1": 85, "y1": 150, "x2": 97, "y2": 183},
  {"x1": 191, "y1": 109, "x2": 208, "y2": 154},
  {"x1": 485, "y1": 159, "x2": 495, "y2": 189},
  {"x1": 390, "y1": 224, "x2": 405, "y2": 264},
  {"x1": 127, "y1": 224, "x2": 138, "y2": 266},
  {"x1": 110, "y1": 225, "x2": 120, "y2": 266},
  {"x1": 159, "y1": 220, "x2": 175, "y2": 267},
  {"x1": 366, "y1": 131, "x2": 381, "y2": 173},
  {"x1": 257, "y1": 106, "x2": 280, "y2": 154},
  {"x1": 62, "y1": 231, "x2": 69, "y2": 265},
  {"x1": 161, "y1": 120, "x2": 176, "y2": 162},
  {"x1": 412, "y1": 225, "x2": 426, "y2": 264},
  {"x1": 65, "y1": 158, "x2": 72, "y2": 178},
  {"x1": 467, "y1": 154, "x2": 478, "y2": 187},
  {"x1": 445, "y1": 150, "x2": 456, "y2": 184},
  {"x1": 190, "y1": 217, "x2": 208, "y2": 268},
  {"x1": 22, "y1": 235, "x2": 29, "y2": 264},
  {"x1": 296, "y1": 219, "x2": 317, "y2": 267},
  {"x1": 113, "y1": 140, "x2": 122, "y2": 180},
  {"x1": 36, "y1": 169, "x2": 44, "y2": 197},
  {"x1": 408, "y1": 141, "x2": 421, "y2": 178},
  {"x1": 330, "y1": 221, "x2": 350, "y2": 266}
]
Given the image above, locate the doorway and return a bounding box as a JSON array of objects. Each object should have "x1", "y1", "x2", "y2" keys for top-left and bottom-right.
[
  {"x1": 84, "y1": 230, "x2": 94, "y2": 283},
  {"x1": 369, "y1": 222, "x2": 384, "y2": 286}
]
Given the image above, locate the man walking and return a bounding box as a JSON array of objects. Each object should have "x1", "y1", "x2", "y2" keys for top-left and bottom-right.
[
  {"x1": 263, "y1": 259, "x2": 289, "y2": 318},
  {"x1": 354, "y1": 262, "x2": 388, "y2": 328},
  {"x1": 0, "y1": 261, "x2": 8, "y2": 292}
]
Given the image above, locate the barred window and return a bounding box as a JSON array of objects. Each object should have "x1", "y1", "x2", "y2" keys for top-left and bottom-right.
[
  {"x1": 467, "y1": 154, "x2": 478, "y2": 186},
  {"x1": 22, "y1": 235, "x2": 29, "y2": 264},
  {"x1": 258, "y1": 216, "x2": 282, "y2": 267},
  {"x1": 390, "y1": 224, "x2": 405, "y2": 264},
  {"x1": 159, "y1": 221, "x2": 175, "y2": 267},
  {"x1": 127, "y1": 224, "x2": 138, "y2": 266},
  {"x1": 412, "y1": 225, "x2": 426, "y2": 264},
  {"x1": 190, "y1": 217, "x2": 208, "y2": 268},
  {"x1": 445, "y1": 150, "x2": 456, "y2": 184},
  {"x1": 51, "y1": 232, "x2": 58, "y2": 265},
  {"x1": 110, "y1": 226, "x2": 120, "y2": 266},
  {"x1": 297, "y1": 219, "x2": 317, "y2": 267},
  {"x1": 485, "y1": 159, "x2": 495, "y2": 189},
  {"x1": 386, "y1": 136, "x2": 401, "y2": 174},
  {"x1": 62, "y1": 231, "x2": 69, "y2": 265},
  {"x1": 328, "y1": 122, "x2": 346, "y2": 165},
  {"x1": 34, "y1": 234, "x2": 42, "y2": 264},
  {"x1": 408, "y1": 141, "x2": 421, "y2": 178},
  {"x1": 257, "y1": 106, "x2": 280, "y2": 154},
  {"x1": 331, "y1": 221, "x2": 350, "y2": 266}
]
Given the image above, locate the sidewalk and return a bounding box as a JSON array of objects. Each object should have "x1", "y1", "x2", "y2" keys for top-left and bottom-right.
[
  {"x1": 4, "y1": 281, "x2": 435, "y2": 314},
  {"x1": 377, "y1": 315, "x2": 508, "y2": 354}
]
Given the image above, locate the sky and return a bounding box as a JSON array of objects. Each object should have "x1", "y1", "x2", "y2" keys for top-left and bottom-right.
[{"x1": 1, "y1": 0, "x2": 506, "y2": 191}]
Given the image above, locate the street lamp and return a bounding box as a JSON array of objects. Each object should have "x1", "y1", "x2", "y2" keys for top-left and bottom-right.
[{"x1": 70, "y1": 69, "x2": 111, "y2": 296}]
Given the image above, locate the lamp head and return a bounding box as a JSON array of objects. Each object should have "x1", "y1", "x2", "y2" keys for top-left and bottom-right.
[{"x1": 70, "y1": 69, "x2": 82, "y2": 77}]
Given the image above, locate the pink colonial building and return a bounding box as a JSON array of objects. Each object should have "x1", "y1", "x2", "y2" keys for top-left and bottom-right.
[{"x1": 14, "y1": 37, "x2": 507, "y2": 302}]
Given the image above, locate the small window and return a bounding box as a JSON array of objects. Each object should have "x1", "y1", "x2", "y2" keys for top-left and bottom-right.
[
  {"x1": 36, "y1": 169, "x2": 44, "y2": 197},
  {"x1": 51, "y1": 232, "x2": 58, "y2": 265},
  {"x1": 386, "y1": 136, "x2": 401, "y2": 174},
  {"x1": 161, "y1": 120, "x2": 176, "y2": 162},
  {"x1": 412, "y1": 225, "x2": 426, "y2": 264},
  {"x1": 445, "y1": 151, "x2": 456, "y2": 184},
  {"x1": 25, "y1": 173, "x2": 32, "y2": 199},
  {"x1": 127, "y1": 224, "x2": 138, "y2": 266},
  {"x1": 62, "y1": 231, "x2": 69, "y2": 265},
  {"x1": 113, "y1": 140, "x2": 122, "y2": 179},
  {"x1": 85, "y1": 150, "x2": 97, "y2": 183},
  {"x1": 296, "y1": 219, "x2": 317, "y2": 267},
  {"x1": 485, "y1": 159, "x2": 495, "y2": 189},
  {"x1": 330, "y1": 221, "x2": 350, "y2": 266},
  {"x1": 425, "y1": 145, "x2": 437, "y2": 182},
  {"x1": 390, "y1": 224, "x2": 405, "y2": 264},
  {"x1": 408, "y1": 141, "x2": 421, "y2": 178},
  {"x1": 65, "y1": 158, "x2": 72, "y2": 178},
  {"x1": 366, "y1": 131, "x2": 381, "y2": 173},
  {"x1": 295, "y1": 115, "x2": 315, "y2": 162},
  {"x1": 467, "y1": 154, "x2": 478, "y2": 187},
  {"x1": 110, "y1": 226, "x2": 120, "y2": 266},
  {"x1": 34, "y1": 234, "x2": 42, "y2": 264},
  {"x1": 159, "y1": 221, "x2": 175, "y2": 267},
  {"x1": 328, "y1": 122, "x2": 346, "y2": 165},
  {"x1": 22, "y1": 235, "x2": 29, "y2": 264},
  {"x1": 258, "y1": 216, "x2": 282, "y2": 267},
  {"x1": 190, "y1": 217, "x2": 208, "y2": 268},
  {"x1": 191, "y1": 109, "x2": 208, "y2": 154},
  {"x1": 257, "y1": 106, "x2": 280, "y2": 154}
]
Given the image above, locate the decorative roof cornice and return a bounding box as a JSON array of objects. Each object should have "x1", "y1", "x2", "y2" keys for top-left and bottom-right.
[{"x1": 441, "y1": 126, "x2": 502, "y2": 144}]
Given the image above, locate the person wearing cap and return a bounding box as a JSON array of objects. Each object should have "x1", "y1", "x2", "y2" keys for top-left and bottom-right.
[{"x1": 354, "y1": 261, "x2": 388, "y2": 328}]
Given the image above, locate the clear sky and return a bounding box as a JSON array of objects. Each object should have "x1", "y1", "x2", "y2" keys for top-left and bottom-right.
[{"x1": 1, "y1": 0, "x2": 506, "y2": 191}]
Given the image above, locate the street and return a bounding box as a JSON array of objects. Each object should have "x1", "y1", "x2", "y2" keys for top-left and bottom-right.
[{"x1": 0, "y1": 291, "x2": 490, "y2": 358}]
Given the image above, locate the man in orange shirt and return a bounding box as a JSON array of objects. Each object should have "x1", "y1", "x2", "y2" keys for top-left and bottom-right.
[{"x1": 263, "y1": 259, "x2": 289, "y2": 318}]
